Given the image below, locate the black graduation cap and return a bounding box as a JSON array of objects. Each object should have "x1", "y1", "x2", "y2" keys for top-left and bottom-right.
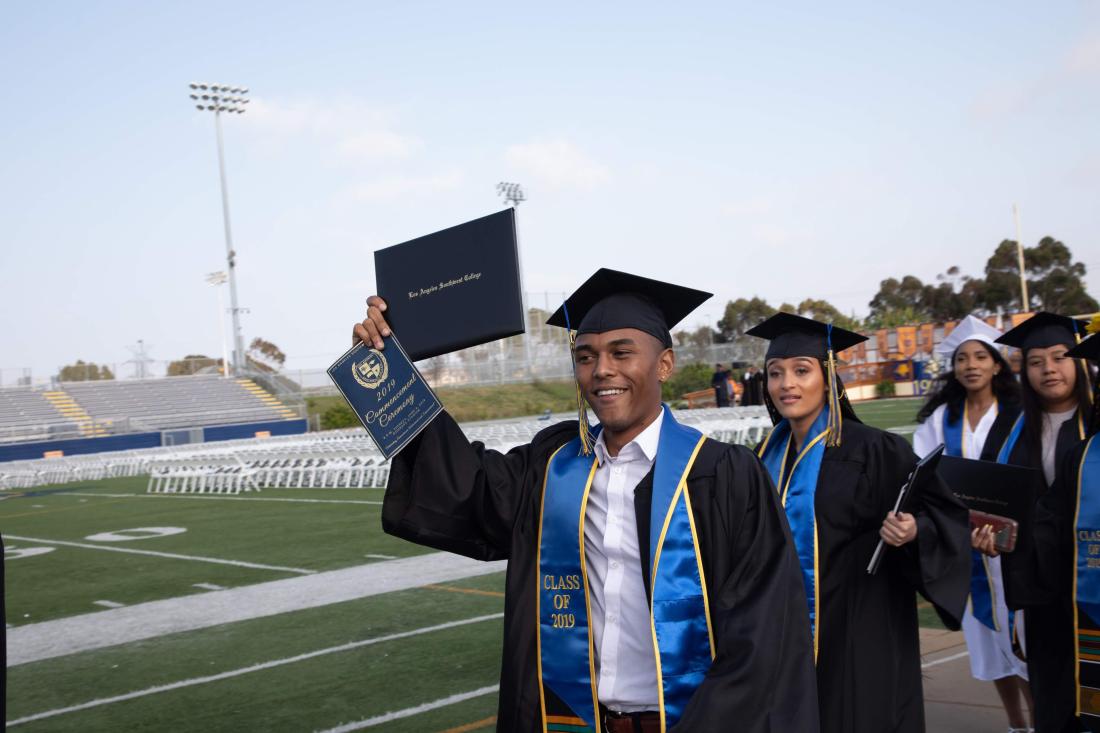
[
  {"x1": 746, "y1": 312, "x2": 867, "y2": 362},
  {"x1": 995, "y1": 312, "x2": 1089, "y2": 353},
  {"x1": 546, "y1": 268, "x2": 712, "y2": 347},
  {"x1": 1067, "y1": 333, "x2": 1100, "y2": 361}
]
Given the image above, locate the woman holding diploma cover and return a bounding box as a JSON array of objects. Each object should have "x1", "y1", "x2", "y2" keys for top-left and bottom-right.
[
  {"x1": 913, "y1": 315, "x2": 1033, "y2": 732},
  {"x1": 979, "y1": 312, "x2": 1095, "y2": 733},
  {"x1": 353, "y1": 269, "x2": 818, "y2": 732},
  {"x1": 747, "y1": 312, "x2": 970, "y2": 733}
]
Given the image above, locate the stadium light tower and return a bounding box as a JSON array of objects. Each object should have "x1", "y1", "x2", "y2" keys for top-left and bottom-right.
[
  {"x1": 496, "y1": 181, "x2": 526, "y2": 207},
  {"x1": 190, "y1": 81, "x2": 249, "y2": 375},
  {"x1": 496, "y1": 182, "x2": 532, "y2": 377},
  {"x1": 206, "y1": 271, "x2": 231, "y2": 377}
]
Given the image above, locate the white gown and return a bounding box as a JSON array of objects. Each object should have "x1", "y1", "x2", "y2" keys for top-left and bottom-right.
[{"x1": 913, "y1": 402, "x2": 1028, "y2": 682}]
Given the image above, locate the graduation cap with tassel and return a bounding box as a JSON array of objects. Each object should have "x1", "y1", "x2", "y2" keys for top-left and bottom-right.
[
  {"x1": 547, "y1": 268, "x2": 712, "y2": 456},
  {"x1": 746, "y1": 312, "x2": 868, "y2": 447}
]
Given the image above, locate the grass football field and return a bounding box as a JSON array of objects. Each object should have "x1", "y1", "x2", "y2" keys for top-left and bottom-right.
[{"x1": 2, "y1": 398, "x2": 923, "y2": 731}]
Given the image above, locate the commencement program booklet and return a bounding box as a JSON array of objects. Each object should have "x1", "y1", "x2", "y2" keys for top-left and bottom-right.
[
  {"x1": 374, "y1": 208, "x2": 525, "y2": 361},
  {"x1": 327, "y1": 333, "x2": 443, "y2": 459}
]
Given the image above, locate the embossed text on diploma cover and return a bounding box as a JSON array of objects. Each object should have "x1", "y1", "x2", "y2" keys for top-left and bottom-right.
[{"x1": 327, "y1": 333, "x2": 443, "y2": 459}]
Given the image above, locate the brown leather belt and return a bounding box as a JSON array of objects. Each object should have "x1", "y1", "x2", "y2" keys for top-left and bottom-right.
[{"x1": 599, "y1": 705, "x2": 661, "y2": 733}]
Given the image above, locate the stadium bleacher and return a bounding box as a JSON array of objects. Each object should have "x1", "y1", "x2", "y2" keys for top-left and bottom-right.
[
  {"x1": 0, "y1": 388, "x2": 78, "y2": 443},
  {"x1": 0, "y1": 375, "x2": 300, "y2": 444}
]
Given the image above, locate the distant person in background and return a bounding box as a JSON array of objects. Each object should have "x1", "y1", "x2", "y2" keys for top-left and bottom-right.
[
  {"x1": 711, "y1": 363, "x2": 731, "y2": 407},
  {"x1": 913, "y1": 315, "x2": 1029, "y2": 732},
  {"x1": 740, "y1": 366, "x2": 758, "y2": 406},
  {"x1": 752, "y1": 365, "x2": 765, "y2": 405}
]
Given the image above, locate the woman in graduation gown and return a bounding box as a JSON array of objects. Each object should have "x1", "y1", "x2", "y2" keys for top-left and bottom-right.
[
  {"x1": 991, "y1": 313, "x2": 1094, "y2": 733},
  {"x1": 911, "y1": 315, "x2": 1031, "y2": 729},
  {"x1": 747, "y1": 312, "x2": 970, "y2": 733},
  {"x1": 354, "y1": 269, "x2": 819, "y2": 733}
]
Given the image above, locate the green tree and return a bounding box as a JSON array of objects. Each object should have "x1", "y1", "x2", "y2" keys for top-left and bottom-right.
[
  {"x1": 1026, "y1": 237, "x2": 1098, "y2": 313},
  {"x1": 248, "y1": 338, "x2": 286, "y2": 369},
  {"x1": 661, "y1": 362, "x2": 714, "y2": 403},
  {"x1": 716, "y1": 297, "x2": 776, "y2": 342},
  {"x1": 58, "y1": 360, "x2": 115, "y2": 382},
  {"x1": 167, "y1": 354, "x2": 221, "y2": 376},
  {"x1": 320, "y1": 402, "x2": 360, "y2": 430},
  {"x1": 795, "y1": 298, "x2": 862, "y2": 331},
  {"x1": 864, "y1": 305, "x2": 929, "y2": 330},
  {"x1": 868, "y1": 276, "x2": 930, "y2": 321},
  {"x1": 981, "y1": 237, "x2": 1098, "y2": 314}
]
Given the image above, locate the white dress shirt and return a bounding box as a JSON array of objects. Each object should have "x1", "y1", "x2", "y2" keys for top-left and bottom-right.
[
  {"x1": 585, "y1": 412, "x2": 662, "y2": 711},
  {"x1": 1041, "y1": 407, "x2": 1077, "y2": 485}
]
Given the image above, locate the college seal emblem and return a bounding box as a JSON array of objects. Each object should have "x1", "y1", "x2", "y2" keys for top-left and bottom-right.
[{"x1": 352, "y1": 349, "x2": 389, "y2": 389}]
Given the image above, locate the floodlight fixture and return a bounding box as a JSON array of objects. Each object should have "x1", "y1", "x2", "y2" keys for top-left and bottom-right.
[
  {"x1": 188, "y1": 81, "x2": 251, "y2": 374},
  {"x1": 496, "y1": 181, "x2": 526, "y2": 207}
]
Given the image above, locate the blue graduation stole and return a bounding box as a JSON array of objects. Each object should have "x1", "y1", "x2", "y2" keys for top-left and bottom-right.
[
  {"x1": 536, "y1": 406, "x2": 712, "y2": 732},
  {"x1": 944, "y1": 401, "x2": 1005, "y2": 631},
  {"x1": 1074, "y1": 435, "x2": 1100, "y2": 720},
  {"x1": 757, "y1": 406, "x2": 830, "y2": 662}
]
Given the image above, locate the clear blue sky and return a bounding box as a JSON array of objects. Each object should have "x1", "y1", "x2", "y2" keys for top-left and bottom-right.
[{"x1": 2, "y1": 1, "x2": 1098, "y2": 377}]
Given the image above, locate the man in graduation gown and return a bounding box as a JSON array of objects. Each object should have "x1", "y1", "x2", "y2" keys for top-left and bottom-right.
[
  {"x1": 748, "y1": 313, "x2": 970, "y2": 733},
  {"x1": 710, "y1": 364, "x2": 731, "y2": 407},
  {"x1": 354, "y1": 269, "x2": 819, "y2": 733}
]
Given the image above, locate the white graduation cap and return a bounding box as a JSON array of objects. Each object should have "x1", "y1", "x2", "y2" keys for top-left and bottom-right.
[{"x1": 934, "y1": 314, "x2": 1002, "y2": 357}]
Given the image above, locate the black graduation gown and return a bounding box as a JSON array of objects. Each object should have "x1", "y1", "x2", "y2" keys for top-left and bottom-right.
[
  {"x1": 383, "y1": 411, "x2": 820, "y2": 732},
  {"x1": 711, "y1": 370, "x2": 731, "y2": 407},
  {"x1": 810, "y1": 421, "x2": 970, "y2": 733},
  {"x1": 1001, "y1": 420, "x2": 1090, "y2": 733}
]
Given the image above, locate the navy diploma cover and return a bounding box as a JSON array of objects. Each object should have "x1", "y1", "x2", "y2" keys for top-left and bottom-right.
[{"x1": 327, "y1": 334, "x2": 443, "y2": 459}]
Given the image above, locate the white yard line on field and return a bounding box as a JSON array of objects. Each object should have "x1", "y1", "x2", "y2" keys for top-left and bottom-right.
[
  {"x1": 6, "y1": 614, "x2": 503, "y2": 728},
  {"x1": 316, "y1": 685, "x2": 500, "y2": 732},
  {"x1": 4, "y1": 534, "x2": 316, "y2": 576},
  {"x1": 8, "y1": 553, "x2": 506, "y2": 666},
  {"x1": 920, "y1": 650, "x2": 969, "y2": 669},
  {"x1": 66, "y1": 491, "x2": 383, "y2": 506}
]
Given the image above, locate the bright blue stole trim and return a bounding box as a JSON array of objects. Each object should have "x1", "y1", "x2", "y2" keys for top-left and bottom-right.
[
  {"x1": 538, "y1": 437, "x2": 600, "y2": 731},
  {"x1": 996, "y1": 414, "x2": 1025, "y2": 464},
  {"x1": 537, "y1": 406, "x2": 710, "y2": 731},
  {"x1": 943, "y1": 406, "x2": 965, "y2": 457},
  {"x1": 1075, "y1": 436, "x2": 1100, "y2": 626},
  {"x1": 945, "y1": 401, "x2": 1002, "y2": 631},
  {"x1": 648, "y1": 407, "x2": 711, "y2": 727},
  {"x1": 1075, "y1": 436, "x2": 1100, "y2": 718},
  {"x1": 758, "y1": 407, "x2": 830, "y2": 657}
]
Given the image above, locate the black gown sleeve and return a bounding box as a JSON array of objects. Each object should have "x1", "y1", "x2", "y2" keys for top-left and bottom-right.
[
  {"x1": 382, "y1": 410, "x2": 575, "y2": 561},
  {"x1": 883, "y1": 432, "x2": 971, "y2": 629},
  {"x1": 674, "y1": 446, "x2": 819, "y2": 733}
]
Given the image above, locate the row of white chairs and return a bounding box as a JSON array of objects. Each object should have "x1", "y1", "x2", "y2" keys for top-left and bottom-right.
[{"x1": 1, "y1": 407, "x2": 773, "y2": 492}]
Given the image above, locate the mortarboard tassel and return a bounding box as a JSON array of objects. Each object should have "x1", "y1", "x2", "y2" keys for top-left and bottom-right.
[
  {"x1": 1083, "y1": 316, "x2": 1100, "y2": 407},
  {"x1": 825, "y1": 324, "x2": 843, "y2": 448},
  {"x1": 1086, "y1": 316, "x2": 1100, "y2": 433},
  {"x1": 562, "y1": 304, "x2": 594, "y2": 456}
]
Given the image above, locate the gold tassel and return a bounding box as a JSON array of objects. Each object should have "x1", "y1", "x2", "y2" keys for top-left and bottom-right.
[
  {"x1": 1077, "y1": 320, "x2": 1096, "y2": 406},
  {"x1": 568, "y1": 330, "x2": 594, "y2": 456},
  {"x1": 825, "y1": 346, "x2": 842, "y2": 448}
]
